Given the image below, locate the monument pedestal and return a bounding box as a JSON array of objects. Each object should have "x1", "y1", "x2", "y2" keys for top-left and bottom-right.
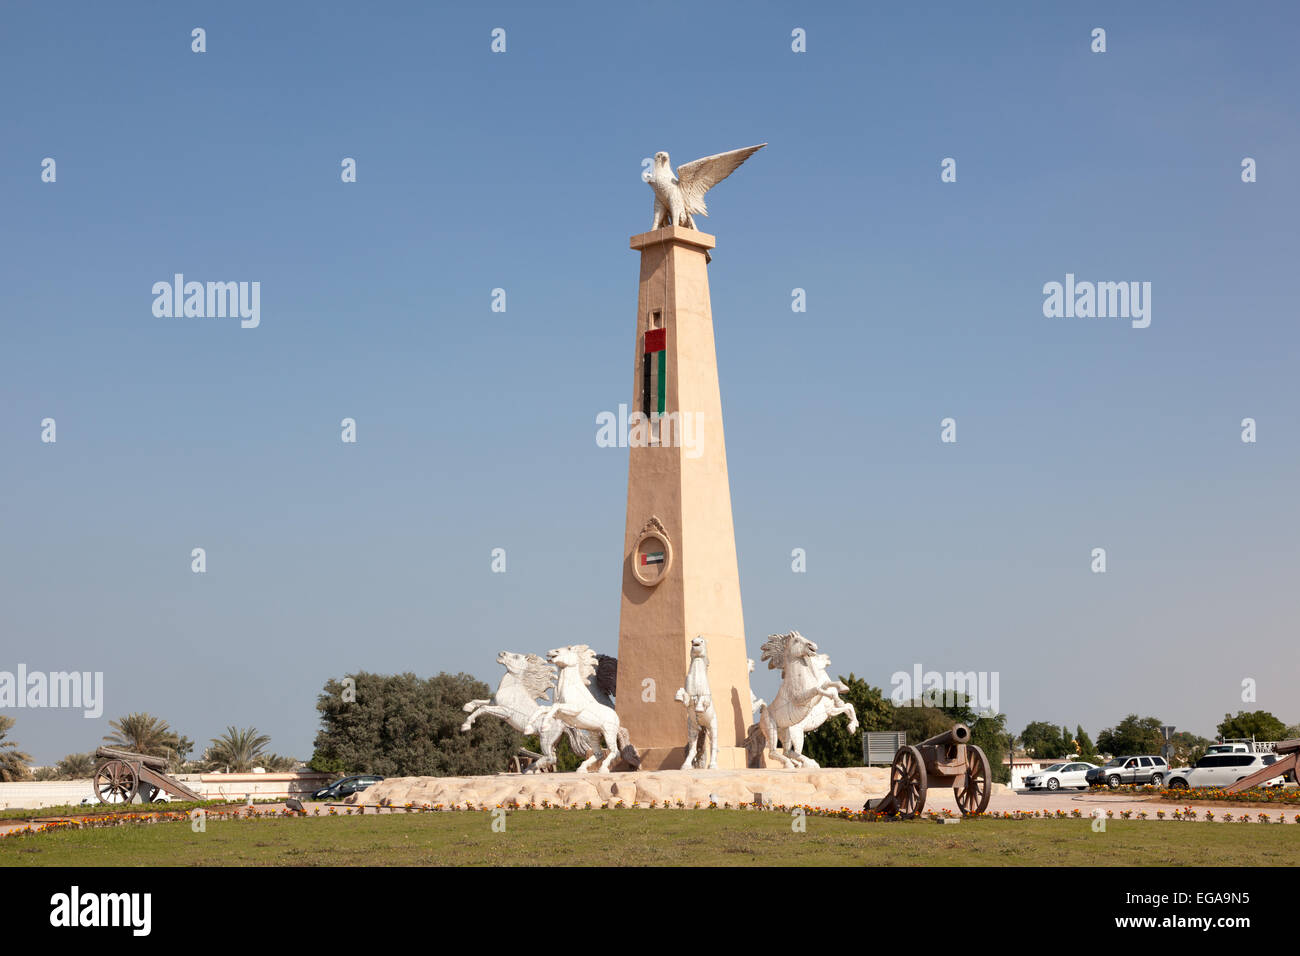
[
  {"x1": 352, "y1": 766, "x2": 902, "y2": 812},
  {"x1": 633, "y1": 746, "x2": 752, "y2": 771},
  {"x1": 615, "y1": 226, "x2": 755, "y2": 771}
]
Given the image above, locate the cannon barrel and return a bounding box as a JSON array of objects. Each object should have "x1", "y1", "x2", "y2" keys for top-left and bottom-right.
[
  {"x1": 95, "y1": 746, "x2": 168, "y2": 770},
  {"x1": 917, "y1": 724, "x2": 972, "y2": 749},
  {"x1": 1274, "y1": 738, "x2": 1300, "y2": 755}
]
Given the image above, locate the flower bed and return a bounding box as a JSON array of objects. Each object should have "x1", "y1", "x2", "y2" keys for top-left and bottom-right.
[
  {"x1": 0, "y1": 805, "x2": 306, "y2": 839},
  {"x1": 1088, "y1": 783, "x2": 1300, "y2": 805},
  {"x1": 1157, "y1": 787, "x2": 1300, "y2": 805},
  {"x1": 260, "y1": 799, "x2": 1300, "y2": 824},
  {"x1": 5, "y1": 798, "x2": 1297, "y2": 840}
]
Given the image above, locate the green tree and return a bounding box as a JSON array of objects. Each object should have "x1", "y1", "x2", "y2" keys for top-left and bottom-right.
[
  {"x1": 801, "y1": 674, "x2": 895, "y2": 767},
  {"x1": 56, "y1": 752, "x2": 96, "y2": 779},
  {"x1": 1074, "y1": 725, "x2": 1099, "y2": 763},
  {"x1": 1217, "y1": 711, "x2": 1288, "y2": 742},
  {"x1": 168, "y1": 736, "x2": 195, "y2": 773},
  {"x1": 1020, "y1": 721, "x2": 1071, "y2": 758},
  {"x1": 103, "y1": 713, "x2": 181, "y2": 759},
  {"x1": 1169, "y1": 731, "x2": 1210, "y2": 765},
  {"x1": 1096, "y1": 715, "x2": 1164, "y2": 756},
  {"x1": 0, "y1": 717, "x2": 33, "y2": 782},
  {"x1": 310, "y1": 671, "x2": 523, "y2": 777},
  {"x1": 890, "y1": 701, "x2": 953, "y2": 745},
  {"x1": 205, "y1": 726, "x2": 272, "y2": 772},
  {"x1": 259, "y1": 753, "x2": 300, "y2": 772},
  {"x1": 309, "y1": 753, "x2": 346, "y2": 775}
]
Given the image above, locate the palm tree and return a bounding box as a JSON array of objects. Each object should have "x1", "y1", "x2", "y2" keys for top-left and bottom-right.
[
  {"x1": 0, "y1": 716, "x2": 33, "y2": 782},
  {"x1": 259, "y1": 753, "x2": 300, "y2": 772},
  {"x1": 206, "y1": 726, "x2": 272, "y2": 772},
  {"x1": 166, "y1": 735, "x2": 195, "y2": 773},
  {"x1": 103, "y1": 713, "x2": 180, "y2": 758},
  {"x1": 56, "y1": 752, "x2": 97, "y2": 779}
]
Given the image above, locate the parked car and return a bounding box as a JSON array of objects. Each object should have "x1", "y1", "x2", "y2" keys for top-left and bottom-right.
[
  {"x1": 1085, "y1": 755, "x2": 1169, "y2": 788},
  {"x1": 312, "y1": 774, "x2": 384, "y2": 801},
  {"x1": 80, "y1": 785, "x2": 169, "y2": 806},
  {"x1": 1023, "y1": 761, "x2": 1098, "y2": 791},
  {"x1": 1165, "y1": 754, "x2": 1284, "y2": 790},
  {"x1": 1204, "y1": 743, "x2": 1250, "y2": 756}
]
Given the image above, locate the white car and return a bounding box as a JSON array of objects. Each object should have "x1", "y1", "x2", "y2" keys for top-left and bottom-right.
[
  {"x1": 1023, "y1": 761, "x2": 1097, "y2": 791},
  {"x1": 1204, "y1": 743, "x2": 1250, "y2": 756},
  {"x1": 79, "y1": 786, "x2": 170, "y2": 806},
  {"x1": 1165, "y1": 753, "x2": 1284, "y2": 790}
]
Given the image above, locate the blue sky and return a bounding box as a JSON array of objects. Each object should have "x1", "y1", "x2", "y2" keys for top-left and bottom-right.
[{"x1": 3, "y1": 2, "x2": 1298, "y2": 762}]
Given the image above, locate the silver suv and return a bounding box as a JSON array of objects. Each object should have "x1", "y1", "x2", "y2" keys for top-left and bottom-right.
[{"x1": 1085, "y1": 755, "x2": 1169, "y2": 789}]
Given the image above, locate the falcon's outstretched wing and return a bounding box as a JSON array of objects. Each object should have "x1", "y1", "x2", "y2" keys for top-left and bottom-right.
[{"x1": 675, "y1": 143, "x2": 766, "y2": 218}]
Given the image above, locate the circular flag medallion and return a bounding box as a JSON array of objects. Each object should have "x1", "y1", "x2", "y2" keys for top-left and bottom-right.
[{"x1": 631, "y1": 528, "x2": 672, "y2": 587}]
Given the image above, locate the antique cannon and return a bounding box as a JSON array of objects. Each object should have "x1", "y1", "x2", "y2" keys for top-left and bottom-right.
[
  {"x1": 92, "y1": 746, "x2": 203, "y2": 804},
  {"x1": 1225, "y1": 738, "x2": 1300, "y2": 792},
  {"x1": 866, "y1": 724, "x2": 993, "y2": 817}
]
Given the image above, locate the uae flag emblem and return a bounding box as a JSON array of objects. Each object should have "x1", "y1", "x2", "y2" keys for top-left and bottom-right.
[
  {"x1": 640, "y1": 550, "x2": 665, "y2": 567},
  {"x1": 643, "y1": 327, "x2": 666, "y2": 417}
]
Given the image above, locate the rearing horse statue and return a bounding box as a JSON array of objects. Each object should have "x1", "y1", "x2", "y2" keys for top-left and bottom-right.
[
  {"x1": 461, "y1": 650, "x2": 626, "y2": 772},
  {"x1": 674, "y1": 635, "x2": 719, "y2": 769},
  {"x1": 757, "y1": 631, "x2": 841, "y2": 768},
  {"x1": 541, "y1": 644, "x2": 634, "y2": 772}
]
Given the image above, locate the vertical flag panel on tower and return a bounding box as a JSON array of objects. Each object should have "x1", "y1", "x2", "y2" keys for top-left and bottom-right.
[{"x1": 644, "y1": 327, "x2": 666, "y2": 417}]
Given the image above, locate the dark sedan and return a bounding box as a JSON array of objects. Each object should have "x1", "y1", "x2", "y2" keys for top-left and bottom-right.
[{"x1": 312, "y1": 774, "x2": 384, "y2": 801}]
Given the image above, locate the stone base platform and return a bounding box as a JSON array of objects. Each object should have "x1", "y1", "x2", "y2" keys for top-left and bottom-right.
[
  {"x1": 350, "y1": 766, "x2": 896, "y2": 811},
  {"x1": 632, "y1": 745, "x2": 751, "y2": 771}
]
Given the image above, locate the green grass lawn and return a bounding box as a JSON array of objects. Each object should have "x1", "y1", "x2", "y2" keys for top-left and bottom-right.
[{"x1": 3, "y1": 810, "x2": 1298, "y2": 866}]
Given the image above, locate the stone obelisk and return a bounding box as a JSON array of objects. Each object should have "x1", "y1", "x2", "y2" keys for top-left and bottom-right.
[{"x1": 615, "y1": 225, "x2": 754, "y2": 770}]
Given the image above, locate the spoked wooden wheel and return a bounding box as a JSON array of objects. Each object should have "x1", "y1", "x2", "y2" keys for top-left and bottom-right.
[
  {"x1": 955, "y1": 745, "x2": 992, "y2": 815},
  {"x1": 889, "y1": 745, "x2": 928, "y2": 816},
  {"x1": 94, "y1": 759, "x2": 138, "y2": 804}
]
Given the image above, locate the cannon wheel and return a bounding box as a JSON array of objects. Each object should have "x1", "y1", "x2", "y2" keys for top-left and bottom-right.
[
  {"x1": 890, "y1": 745, "x2": 928, "y2": 816},
  {"x1": 955, "y1": 745, "x2": 992, "y2": 815},
  {"x1": 94, "y1": 759, "x2": 139, "y2": 804}
]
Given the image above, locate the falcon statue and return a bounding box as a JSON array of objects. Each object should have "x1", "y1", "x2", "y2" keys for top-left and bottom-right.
[{"x1": 647, "y1": 143, "x2": 766, "y2": 232}]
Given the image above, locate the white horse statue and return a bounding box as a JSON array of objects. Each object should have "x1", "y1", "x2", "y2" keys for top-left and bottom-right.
[
  {"x1": 747, "y1": 658, "x2": 767, "y2": 723},
  {"x1": 461, "y1": 651, "x2": 555, "y2": 737},
  {"x1": 541, "y1": 645, "x2": 635, "y2": 772},
  {"x1": 674, "y1": 636, "x2": 718, "y2": 769},
  {"x1": 461, "y1": 650, "x2": 628, "y2": 773},
  {"x1": 756, "y1": 631, "x2": 842, "y2": 768},
  {"x1": 788, "y1": 652, "x2": 858, "y2": 741}
]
